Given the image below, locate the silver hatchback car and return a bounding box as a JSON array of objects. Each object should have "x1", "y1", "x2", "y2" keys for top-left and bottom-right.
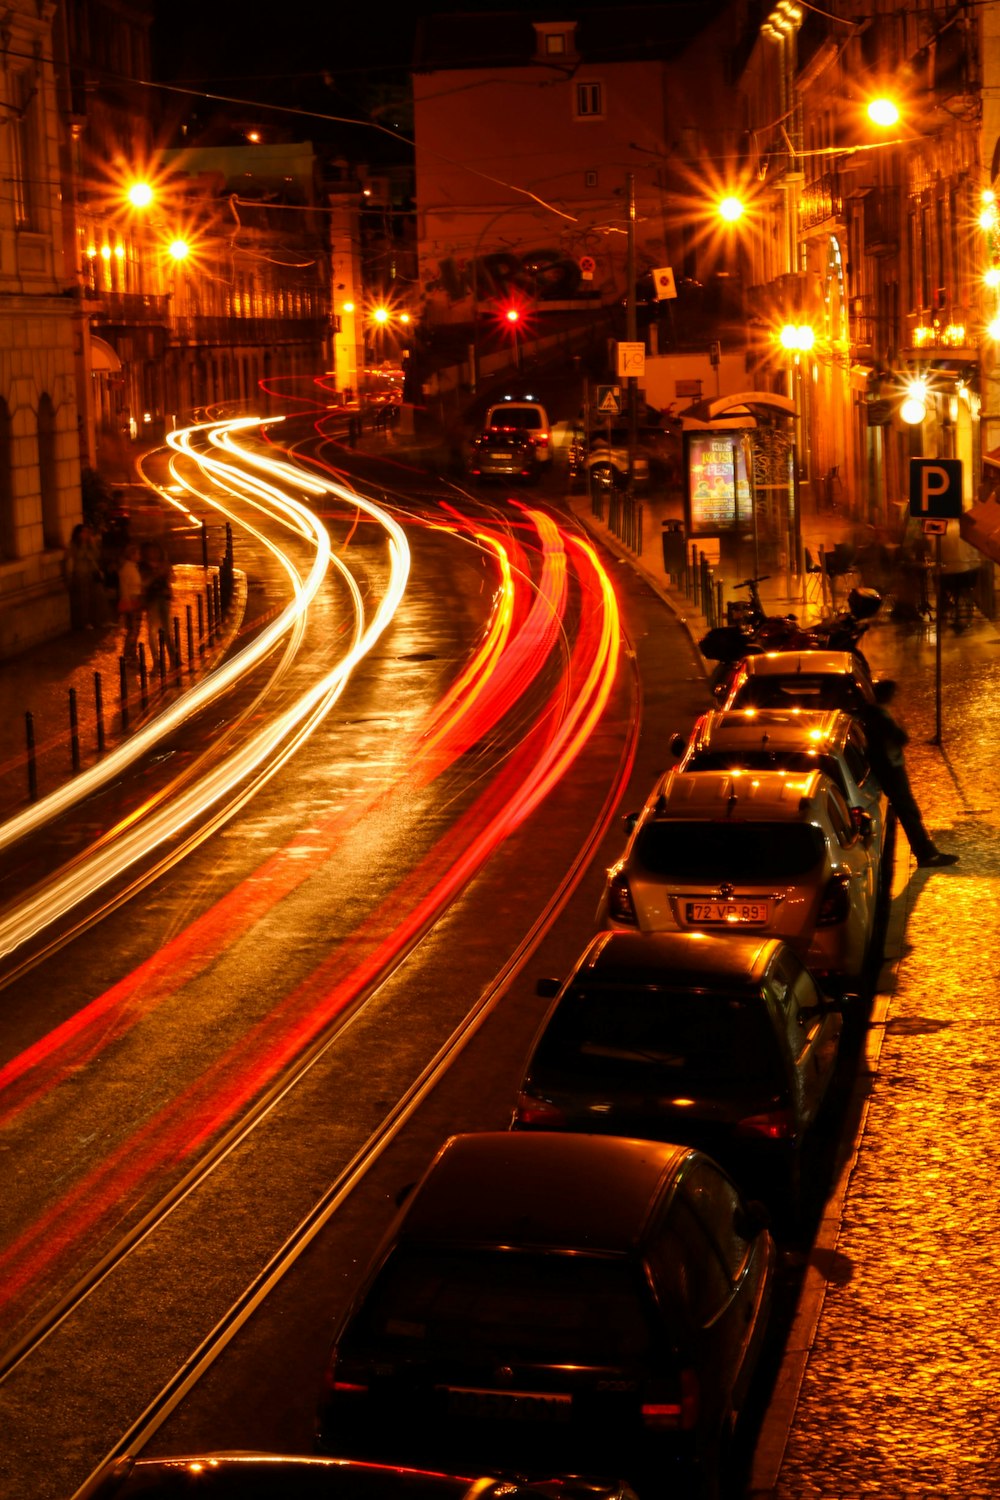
[
  {"x1": 599, "y1": 766, "x2": 882, "y2": 985},
  {"x1": 719, "y1": 649, "x2": 880, "y2": 714},
  {"x1": 670, "y1": 707, "x2": 892, "y2": 861}
]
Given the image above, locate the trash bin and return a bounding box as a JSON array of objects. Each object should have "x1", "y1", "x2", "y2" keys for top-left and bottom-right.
[{"x1": 662, "y1": 519, "x2": 686, "y2": 580}]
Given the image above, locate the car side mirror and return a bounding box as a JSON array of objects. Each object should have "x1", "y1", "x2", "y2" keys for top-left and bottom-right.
[
  {"x1": 622, "y1": 810, "x2": 639, "y2": 833},
  {"x1": 669, "y1": 732, "x2": 687, "y2": 758},
  {"x1": 536, "y1": 977, "x2": 561, "y2": 998},
  {"x1": 874, "y1": 678, "x2": 897, "y2": 705}
]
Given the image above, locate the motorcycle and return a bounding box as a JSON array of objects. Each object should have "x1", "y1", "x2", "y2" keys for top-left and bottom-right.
[{"x1": 699, "y1": 576, "x2": 882, "y2": 698}]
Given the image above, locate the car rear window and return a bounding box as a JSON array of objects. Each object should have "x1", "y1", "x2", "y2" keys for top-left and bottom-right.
[
  {"x1": 730, "y1": 677, "x2": 865, "y2": 711},
  {"x1": 492, "y1": 407, "x2": 542, "y2": 429},
  {"x1": 634, "y1": 820, "x2": 825, "y2": 880},
  {"x1": 689, "y1": 748, "x2": 849, "y2": 798},
  {"x1": 355, "y1": 1249, "x2": 656, "y2": 1364},
  {"x1": 536, "y1": 988, "x2": 785, "y2": 1090}
]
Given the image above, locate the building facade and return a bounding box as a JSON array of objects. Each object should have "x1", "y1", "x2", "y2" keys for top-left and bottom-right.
[
  {"x1": 412, "y1": 5, "x2": 747, "y2": 362},
  {"x1": 737, "y1": 0, "x2": 996, "y2": 536},
  {"x1": 0, "y1": 0, "x2": 87, "y2": 653}
]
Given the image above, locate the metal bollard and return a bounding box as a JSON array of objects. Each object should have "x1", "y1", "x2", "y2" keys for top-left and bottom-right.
[
  {"x1": 25, "y1": 711, "x2": 37, "y2": 802},
  {"x1": 186, "y1": 604, "x2": 195, "y2": 673},
  {"x1": 69, "y1": 687, "x2": 80, "y2": 773},
  {"x1": 173, "y1": 618, "x2": 182, "y2": 682},
  {"x1": 158, "y1": 629, "x2": 167, "y2": 684},
  {"x1": 138, "y1": 641, "x2": 148, "y2": 711},
  {"x1": 201, "y1": 520, "x2": 209, "y2": 571},
  {"x1": 94, "y1": 671, "x2": 105, "y2": 755},
  {"x1": 119, "y1": 655, "x2": 129, "y2": 734},
  {"x1": 197, "y1": 594, "x2": 205, "y2": 653}
]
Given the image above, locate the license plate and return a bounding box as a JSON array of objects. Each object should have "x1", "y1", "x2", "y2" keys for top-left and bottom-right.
[
  {"x1": 443, "y1": 1386, "x2": 571, "y2": 1422},
  {"x1": 489, "y1": 450, "x2": 513, "y2": 460},
  {"x1": 686, "y1": 900, "x2": 769, "y2": 924}
]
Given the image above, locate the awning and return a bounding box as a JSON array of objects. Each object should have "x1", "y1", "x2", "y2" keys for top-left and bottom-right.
[
  {"x1": 90, "y1": 335, "x2": 122, "y2": 373},
  {"x1": 679, "y1": 390, "x2": 797, "y2": 429}
]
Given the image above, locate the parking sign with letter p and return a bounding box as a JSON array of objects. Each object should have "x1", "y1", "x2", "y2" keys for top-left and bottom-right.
[{"x1": 909, "y1": 457, "x2": 962, "y2": 519}]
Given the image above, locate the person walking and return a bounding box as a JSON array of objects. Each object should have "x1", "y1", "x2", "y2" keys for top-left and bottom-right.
[
  {"x1": 62, "y1": 523, "x2": 106, "y2": 630},
  {"x1": 858, "y1": 681, "x2": 958, "y2": 868},
  {"x1": 141, "y1": 539, "x2": 179, "y2": 667},
  {"x1": 117, "y1": 542, "x2": 144, "y2": 661}
]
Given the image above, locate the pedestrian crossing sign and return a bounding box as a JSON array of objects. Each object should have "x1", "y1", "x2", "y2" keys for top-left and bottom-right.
[{"x1": 596, "y1": 384, "x2": 622, "y2": 415}]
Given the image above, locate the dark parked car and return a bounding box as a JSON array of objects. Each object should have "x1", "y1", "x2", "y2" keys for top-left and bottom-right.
[
  {"x1": 512, "y1": 930, "x2": 845, "y2": 1211},
  {"x1": 468, "y1": 426, "x2": 541, "y2": 483},
  {"x1": 316, "y1": 1132, "x2": 775, "y2": 1500},
  {"x1": 77, "y1": 1452, "x2": 639, "y2": 1500}
]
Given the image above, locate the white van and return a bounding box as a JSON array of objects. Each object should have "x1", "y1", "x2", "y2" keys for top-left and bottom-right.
[{"x1": 483, "y1": 397, "x2": 552, "y2": 465}]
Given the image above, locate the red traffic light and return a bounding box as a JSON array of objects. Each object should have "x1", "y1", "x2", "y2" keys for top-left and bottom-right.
[{"x1": 505, "y1": 307, "x2": 520, "y2": 324}]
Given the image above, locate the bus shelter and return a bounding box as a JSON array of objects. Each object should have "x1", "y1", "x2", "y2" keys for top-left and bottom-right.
[{"x1": 679, "y1": 392, "x2": 799, "y2": 584}]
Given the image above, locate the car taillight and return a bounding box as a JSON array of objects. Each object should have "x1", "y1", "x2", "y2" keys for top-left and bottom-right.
[
  {"x1": 818, "y1": 872, "x2": 851, "y2": 924},
  {"x1": 607, "y1": 870, "x2": 638, "y2": 925},
  {"x1": 737, "y1": 1107, "x2": 795, "y2": 1139},
  {"x1": 513, "y1": 1092, "x2": 566, "y2": 1127},
  {"x1": 641, "y1": 1370, "x2": 699, "y2": 1430}
]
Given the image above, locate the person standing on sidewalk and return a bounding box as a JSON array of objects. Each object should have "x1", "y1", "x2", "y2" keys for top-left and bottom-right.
[
  {"x1": 858, "y1": 681, "x2": 958, "y2": 868},
  {"x1": 117, "y1": 542, "x2": 144, "y2": 661},
  {"x1": 63, "y1": 523, "x2": 106, "y2": 630},
  {"x1": 141, "y1": 539, "x2": 179, "y2": 667}
]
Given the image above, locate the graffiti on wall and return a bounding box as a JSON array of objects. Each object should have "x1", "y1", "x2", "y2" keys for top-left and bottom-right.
[{"x1": 433, "y1": 247, "x2": 585, "y2": 304}]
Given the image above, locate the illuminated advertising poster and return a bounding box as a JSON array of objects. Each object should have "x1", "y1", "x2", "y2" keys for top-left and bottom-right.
[{"x1": 686, "y1": 433, "x2": 752, "y2": 535}]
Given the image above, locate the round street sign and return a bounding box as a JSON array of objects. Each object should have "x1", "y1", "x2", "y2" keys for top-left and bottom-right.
[{"x1": 579, "y1": 255, "x2": 596, "y2": 278}]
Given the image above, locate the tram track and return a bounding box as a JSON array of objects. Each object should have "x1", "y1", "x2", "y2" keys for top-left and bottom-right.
[{"x1": 0, "y1": 427, "x2": 642, "y2": 1499}]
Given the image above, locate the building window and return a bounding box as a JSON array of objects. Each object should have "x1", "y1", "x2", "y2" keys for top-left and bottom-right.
[
  {"x1": 575, "y1": 82, "x2": 604, "y2": 120},
  {"x1": 545, "y1": 33, "x2": 566, "y2": 55},
  {"x1": 585, "y1": 171, "x2": 598, "y2": 188},
  {"x1": 38, "y1": 394, "x2": 60, "y2": 552},
  {"x1": 11, "y1": 70, "x2": 41, "y2": 229}
]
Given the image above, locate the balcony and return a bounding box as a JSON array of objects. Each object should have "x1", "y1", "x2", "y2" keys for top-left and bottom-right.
[
  {"x1": 799, "y1": 173, "x2": 843, "y2": 232},
  {"x1": 86, "y1": 290, "x2": 172, "y2": 326},
  {"x1": 171, "y1": 315, "x2": 329, "y2": 348}
]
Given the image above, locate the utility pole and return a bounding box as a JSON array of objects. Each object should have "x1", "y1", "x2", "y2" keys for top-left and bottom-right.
[{"x1": 626, "y1": 172, "x2": 638, "y2": 493}]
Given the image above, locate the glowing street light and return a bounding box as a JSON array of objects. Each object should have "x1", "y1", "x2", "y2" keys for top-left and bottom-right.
[
  {"x1": 779, "y1": 323, "x2": 814, "y2": 351},
  {"x1": 127, "y1": 181, "x2": 154, "y2": 209},
  {"x1": 718, "y1": 195, "x2": 745, "y2": 224},
  {"x1": 900, "y1": 378, "x2": 928, "y2": 425},
  {"x1": 867, "y1": 98, "x2": 900, "y2": 128}
]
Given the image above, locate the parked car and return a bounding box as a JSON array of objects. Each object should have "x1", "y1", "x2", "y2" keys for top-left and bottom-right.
[
  {"x1": 316, "y1": 1131, "x2": 775, "y2": 1500},
  {"x1": 77, "y1": 1452, "x2": 640, "y2": 1500},
  {"x1": 483, "y1": 398, "x2": 552, "y2": 465},
  {"x1": 718, "y1": 649, "x2": 882, "y2": 715},
  {"x1": 469, "y1": 426, "x2": 542, "y2": 483},
  {"x1": 567, "y1": 426, "x2": 652, "y2": 491},
  {"x1": 512, "y1": 929, "x2": 845, "y2": 1212},
  {"x1": 599, "y1": 766, "x2": 882, "y2": 985},
  {"x1": 669, "y1": 707, "x2": 892, "y2": 860}
]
